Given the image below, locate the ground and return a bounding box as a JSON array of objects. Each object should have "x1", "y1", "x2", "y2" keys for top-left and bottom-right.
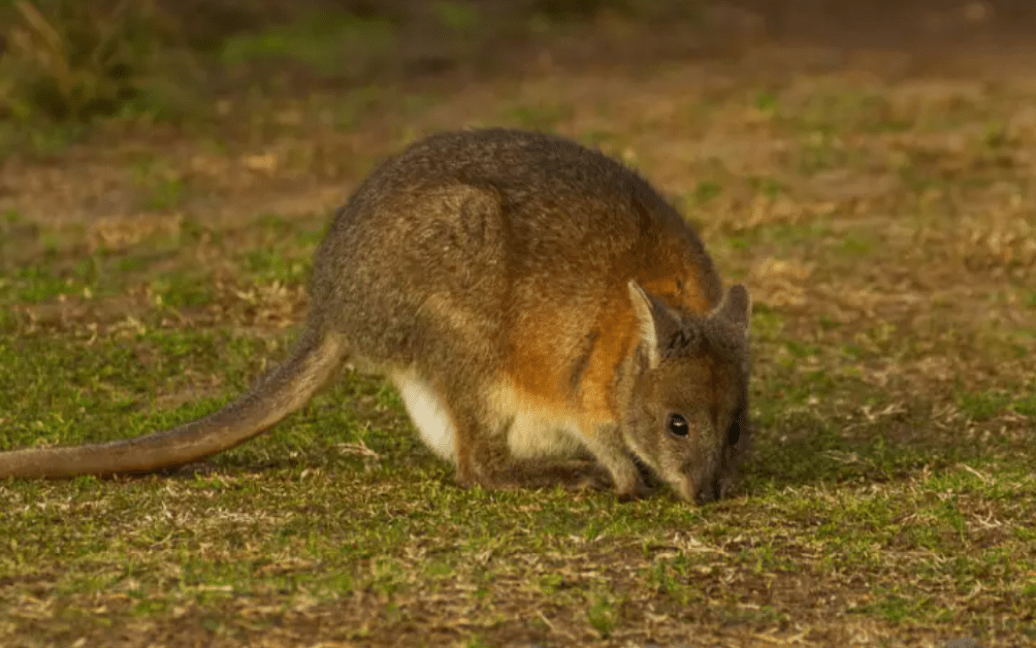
[{"x1": 0, "y1": 1, "x2": 1034, "y2": 647}]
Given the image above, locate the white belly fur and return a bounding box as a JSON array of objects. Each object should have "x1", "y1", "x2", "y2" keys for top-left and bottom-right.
[
  {"x1": 391, "y1": 372, "x2": 586, "y2": 464},
  {"x1": 391, "y1": 372, "x2": 457, "y2": 462}
]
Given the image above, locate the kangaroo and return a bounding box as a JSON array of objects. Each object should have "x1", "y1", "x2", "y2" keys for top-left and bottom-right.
[{"x1": 0, "y1": 128, "x2": 752, "y2": 503}]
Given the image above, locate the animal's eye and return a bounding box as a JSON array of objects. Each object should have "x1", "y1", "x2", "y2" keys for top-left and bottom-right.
[{"x1": 666, "y1": 413, "x2": 689, "y2": 438}]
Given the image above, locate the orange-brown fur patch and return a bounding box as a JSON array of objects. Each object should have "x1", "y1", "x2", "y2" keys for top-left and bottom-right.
[
  {"x1": 503, "y1": 307, "x2": 574, "y2": 407},
  {"x1": 500, "y1": 212, "x2": 715, "y2": 443},
  {"x1": 635, "y1": 228, "x2": 716, "y2": 314}
]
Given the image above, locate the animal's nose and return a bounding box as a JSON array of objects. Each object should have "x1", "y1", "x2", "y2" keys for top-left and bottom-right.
[{"x1": 695, "y1": 479, "x2": 720, "y2": 505}]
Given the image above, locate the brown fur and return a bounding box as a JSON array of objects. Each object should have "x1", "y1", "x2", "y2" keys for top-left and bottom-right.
[{"x1": 0, "y1": 128, "x2": 752, "y2": 503}]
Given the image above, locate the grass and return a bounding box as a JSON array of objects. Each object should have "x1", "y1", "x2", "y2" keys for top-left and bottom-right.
[
  {"x1": 1, "y1": 3, "x2": 1035, "y2": 647},
  {"x1": 218, "y1": 9, "x2": 398, "y2": 81}
]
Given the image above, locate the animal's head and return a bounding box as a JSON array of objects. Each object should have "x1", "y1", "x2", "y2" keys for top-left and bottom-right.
[{"x1": 623, "y1": 280, "x2": 752, "y2": 504}]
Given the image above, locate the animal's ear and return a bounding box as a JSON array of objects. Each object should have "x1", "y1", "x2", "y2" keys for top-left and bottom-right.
[
  {"x1": 711, "y1": 284, "x2": 751, "y2": 341},
  {"x1": 628, "y1": 280, "x2": 684, "y2": 369}
]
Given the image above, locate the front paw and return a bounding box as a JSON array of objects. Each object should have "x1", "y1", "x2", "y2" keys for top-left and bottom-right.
[
  {"x1": 613, "y1": 472, "x2": 652, "y2": 501},
  {"x1": 570, "y1": 464, "x2": 615, "y2": 492}
]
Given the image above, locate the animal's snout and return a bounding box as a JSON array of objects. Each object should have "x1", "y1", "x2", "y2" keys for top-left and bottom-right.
[
  {"x1": 676, "y1": 455, "x2": 723, "y2": 504},
  {"x1": 694, "y1": 478, "x2": 722, "y2": 505},
  {"x1": 676, "y1": 474, "x2": 720, "y2": 504}
]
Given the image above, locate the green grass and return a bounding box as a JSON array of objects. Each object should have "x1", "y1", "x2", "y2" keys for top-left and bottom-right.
[
  {"x1": 957, "y1": 390, "x2": 1015, "y2": 422},
  {"x1": 502, "y1": 102, "x2": 576, "y2": 132},
  {"x1": 2, "y1": 207, "x2": 1032, "y2": 646},
  {"x1": 219, "y1": 9, "x2": 398, "y2": 80}
]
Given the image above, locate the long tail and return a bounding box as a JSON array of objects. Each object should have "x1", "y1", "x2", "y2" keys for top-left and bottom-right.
[{"x1": 0, "y1": 329, "x2": 347, "y2": 479}]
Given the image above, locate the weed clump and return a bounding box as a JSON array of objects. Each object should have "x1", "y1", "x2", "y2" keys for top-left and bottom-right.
[{"x1": 0, "y1": 0, "x2": 167, "y2": 121}]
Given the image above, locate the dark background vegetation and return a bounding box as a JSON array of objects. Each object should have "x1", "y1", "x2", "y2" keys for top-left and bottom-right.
[{"x1": 4, "y1": 0, "x2": 1036, "y2": 125}]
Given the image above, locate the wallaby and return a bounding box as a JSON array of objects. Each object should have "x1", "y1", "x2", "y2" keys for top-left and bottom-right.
[{"x1": 0, "y1": 128, "x2": 752, "y2": 503}]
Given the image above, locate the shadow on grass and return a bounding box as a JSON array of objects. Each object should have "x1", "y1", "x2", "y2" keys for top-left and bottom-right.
[{"x1": 743, "y1": 409, "x2": 1021, "y2": 496}]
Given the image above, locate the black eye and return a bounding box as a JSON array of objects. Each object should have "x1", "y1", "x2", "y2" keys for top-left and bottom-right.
[{"x1": 666, "y1": 413, "x2": 689, "y2": 437}]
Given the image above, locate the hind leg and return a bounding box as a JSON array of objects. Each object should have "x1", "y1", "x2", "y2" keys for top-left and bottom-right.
[
  {"x1": 463, "y1": 432, "x2": 616, "y2": 493},
  {"x1": 394, "y1": 372, "x2": 615, "y2": 492},
  {"x1": 443, "y1": 394, "x2": 617, "y2": 494}
]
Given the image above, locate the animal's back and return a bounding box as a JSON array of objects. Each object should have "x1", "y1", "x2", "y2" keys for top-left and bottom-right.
[{"x1": 312, "y1": 128, "x2": 723, "y2": 370}]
